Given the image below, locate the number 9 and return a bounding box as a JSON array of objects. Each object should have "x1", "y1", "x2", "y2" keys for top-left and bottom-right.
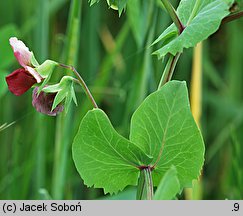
[{"x1": 234, "y1": 203, "x2": 239, "y2": 211}]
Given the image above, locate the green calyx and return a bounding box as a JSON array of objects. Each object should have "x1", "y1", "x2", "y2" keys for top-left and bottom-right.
[
  {"x1": 36, "y1": 60, "x2": 58, "y2": 93},
  {"x1": 42, "y1": 76, "x2": 77, "y2": 113},
  {"x1": 30, "y1": 53, "x2": 39, "y2": 67},
  {"x1": 36, "y1": 60, "x2": 58, "y2": 78}
]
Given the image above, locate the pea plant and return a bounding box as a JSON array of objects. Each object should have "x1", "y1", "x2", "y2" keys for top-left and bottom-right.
[{"x1": 5, "y1": 0, "x2": 242, "y2": 199}]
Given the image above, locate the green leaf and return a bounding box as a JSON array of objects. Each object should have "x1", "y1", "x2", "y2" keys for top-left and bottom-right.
[
  {"x1": 153, "y1": 0, "x2": 234, "y2": 59},
  {"x1": 151, "y1": 26, "x2": 178, "y2": 47},
  {"x1": 130, "y1": 81, "x2": 205, "y2": 187},
  {"x1": 72, "y1": 109, "x2": 153, "y2": 194},
  {"x1": 73, "y1": 81, "x2": 204, "y2": 195},
  {"x1": 153, "y1": 166, "x2": 180, "y2": 200},
  {"x1": 101, "y1": 187, "x2": 136, "y2": 200}
]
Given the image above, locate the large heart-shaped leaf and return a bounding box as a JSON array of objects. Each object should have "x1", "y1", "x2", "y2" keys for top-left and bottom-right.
[
  {"x1": 130, "y1": 81, "x2": 205, "y2": 187},
  {"x1": 153, "y1": 0, "x2": 234, "y2": 59},
  {"x1": 73, "y1": 81, "x2": 204, "y2": 195},
  {"x1": 72, "y1": 109, "x2": 152, "y2": 194}
]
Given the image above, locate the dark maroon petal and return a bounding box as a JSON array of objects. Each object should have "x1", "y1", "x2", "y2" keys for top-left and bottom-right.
[
  {"x1": 6, "y1": 68, "x2": 37, "y2": 96},
  {"x1": 32, "y1": 87, "x2": 64, "y2": 116}
]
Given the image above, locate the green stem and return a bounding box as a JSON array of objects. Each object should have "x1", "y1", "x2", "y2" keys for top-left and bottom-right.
[
  {"x1": 158, "y1": 53, "x2": 181, "y2": 89},
  {"x1": 222, "y1": 11, "x2": 243, "y2": 25},
  {"x1": 137, "y1": 167, "x2": 153, "y2": 200},
  {"x1": 59, "y1": 63, "x2": 98, "y2": 108},
  {"x1": 187, "y1": 0, "x2": 201, "y2": 25},
  {"x1": 161, "y1": 0, "x2": 184, "y2": 33}
]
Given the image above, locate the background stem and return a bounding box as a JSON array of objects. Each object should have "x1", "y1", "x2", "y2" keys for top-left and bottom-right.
[
  {"x1": 34, "y1": 0, "x2": 49, "y2": 199},
  {"x1": 185, "y1": 42, "x2": 203, "y2": 200},
  {"x1": 52, "y1": 0, "x2": 82, "y2": 199}
]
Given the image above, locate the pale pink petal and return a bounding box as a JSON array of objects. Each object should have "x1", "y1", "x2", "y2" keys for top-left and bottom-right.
[
  {"x1": 25, "y1": 66, "x2": 43, "y2": 83},
  {"x1": 9, "y1": 37, "x2": 33, "y2": 67}
]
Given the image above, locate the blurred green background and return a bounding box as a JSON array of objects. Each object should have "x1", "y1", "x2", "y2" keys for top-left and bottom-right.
[{"x1": 0, "y1": 0, "x2": 242, "y2": 199}]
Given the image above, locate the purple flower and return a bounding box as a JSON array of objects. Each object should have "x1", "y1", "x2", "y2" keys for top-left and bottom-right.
[{"x1": 32, "y1": 87, "x2": 64, "y2": 116}]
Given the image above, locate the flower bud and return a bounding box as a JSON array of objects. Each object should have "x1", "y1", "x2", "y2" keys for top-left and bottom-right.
[{"x1": 32, "y1": 87, "x2": 64, "y2": 116}]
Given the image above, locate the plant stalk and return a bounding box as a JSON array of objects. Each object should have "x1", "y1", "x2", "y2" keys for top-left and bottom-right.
[
  {"x1": 137, "y1": 167, "x2": 153, "y2": 200},
  {"x1": 222, "y1": 11, "x2": 243, "y2": 24},
  {"x1": 158, "y1": 53, "x2": 181, "y2": 89},
  {"x1": 161, "y1": 0, "x2": 184, "y2": 33},
  {"x1": 59, "y1": 63, "x2": 98, "y2": 108}
]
